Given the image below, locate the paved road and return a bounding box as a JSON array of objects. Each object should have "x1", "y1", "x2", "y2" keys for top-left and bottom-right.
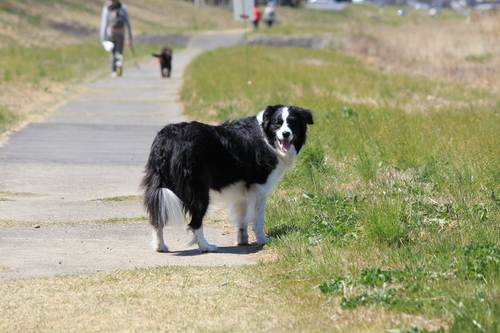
[{"x1": 0, "y1": 33, "x2": 257, "y2": 280}]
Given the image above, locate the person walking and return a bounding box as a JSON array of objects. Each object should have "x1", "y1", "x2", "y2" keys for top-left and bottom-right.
[
  {"x1": 253, "y1": 5, "x2": 261, "y2": 29},
  {"x1": 263, "y1": 2, "x2": 275, "y2": 27},
  {"x1": 100, "y1": 0, "x2": 133, "y2": 77}
]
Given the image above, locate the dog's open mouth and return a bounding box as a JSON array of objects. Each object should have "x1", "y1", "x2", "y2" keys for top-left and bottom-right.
[{"x1": 279, "y1": 139, "x2": 292, "y2": 152}]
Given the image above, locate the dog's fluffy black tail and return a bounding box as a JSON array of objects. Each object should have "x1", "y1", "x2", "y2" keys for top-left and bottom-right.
[{"x1": 141, "y1": 173, "x2": 184, "y2": 229}]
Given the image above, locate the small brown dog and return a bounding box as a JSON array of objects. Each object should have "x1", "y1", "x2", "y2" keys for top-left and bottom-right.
[{"x1": 152, "y1": 47, "x2": 172, "y2": 78}]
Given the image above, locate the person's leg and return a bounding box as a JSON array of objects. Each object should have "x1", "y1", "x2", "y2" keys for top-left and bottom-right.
[
  {"x1": 108, "y1": 36, "x2": 117, "y2": 74},
  {"x1": 113, "y1": 34, "x2": 125, "y2": 76},
  {"x1": 108, "y1": 35, "x2": 118, "y2": 74}
]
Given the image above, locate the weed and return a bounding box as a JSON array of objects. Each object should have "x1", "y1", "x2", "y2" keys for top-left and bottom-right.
[
  {"x1": 359, "y1": 267, "x2": 395, "y2": 287},
  {"x1": 319, "y1": 275, "x2": 351, "y2": 296},
  {"x1": 341, "y1": 106, "x2": 359, "y2": 119},
  {"x1": 455, "y1": 243, "x2": 500, "y2": 281},
  {"x1": 341, "y1": 287, "x2": 421, "y2": 311},
  {"x1": 319, "y1": 243, "x2": 500, "y2": 326},
  {"x1": 364, "y1": 197, "x2": 410, "y2": 245},
  {"x1": 302, "y1": 192, "x2": 363, "y2": 243}
]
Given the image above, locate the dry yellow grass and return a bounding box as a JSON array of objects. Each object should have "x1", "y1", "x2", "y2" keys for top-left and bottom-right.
[
  {"x1": 0, "y1": 263, "x2": 448, "y2": 332},
  {"x1": 344, "y1": 11, "x2": 500, "y2": 91}
]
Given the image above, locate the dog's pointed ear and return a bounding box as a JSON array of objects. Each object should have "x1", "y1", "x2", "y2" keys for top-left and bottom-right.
[{"x1": 291, "y1": 106, "x2": 314, "y2": 125}]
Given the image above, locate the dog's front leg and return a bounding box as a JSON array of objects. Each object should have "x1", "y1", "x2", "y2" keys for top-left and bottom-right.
[
  {"x1": 253, "y1": 198, "x2": 269, "y2": 245},
  {"x1": 248, "y1": 187, "x2": 269, "y2": 245},
  {"x1": 229, "y1": 202, "x2": 249, "y2": 245},
  {"x1": 189, "y1": 226, "x2": 218, "y2": 252}
]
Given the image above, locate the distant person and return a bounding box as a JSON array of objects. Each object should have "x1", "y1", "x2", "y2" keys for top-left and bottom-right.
[
  {"x1": 152, "y1": 47, "x2": 173, "y2": 78},
  {"x1": 100, "y1": 0, "x2": 133, "y2": 77},
  {"x1": 263, "y1": 2, "x2": 275, "y2": 27},
  {"x1": 253, "y1": 5, "x2": 262, "y2": 29}
]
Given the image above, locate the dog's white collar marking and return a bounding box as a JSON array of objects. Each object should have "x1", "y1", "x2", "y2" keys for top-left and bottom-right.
[{"x1": 256, "y1": 110, "x2": 265, "y2": 124}]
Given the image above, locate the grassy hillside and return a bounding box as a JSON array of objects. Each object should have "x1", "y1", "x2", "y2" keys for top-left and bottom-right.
[
  {"x1": 0, "y1": 0, "x2": 455, "y2": 48},
  {"x1": 1, "y1": 0, "x2": 499, "y2": 138},
  {"x1": 0, "y1": 0, "x2": 244, "y2": 137},
  {"x1": 179, "y1": 8, "x2": 500, "y2": 332},
  {"x1": 179, "y1": 43, "x2": 500, "y2": 333},
  {"x1": 0, "y1": 0, "x2": 242, "y2": 48}
]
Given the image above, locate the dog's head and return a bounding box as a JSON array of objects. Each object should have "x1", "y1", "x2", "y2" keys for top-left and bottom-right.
[
  {"x1": 260, "y1": 105, "x2": 314, "y2": 155},
  {"x1": 162, "y1": 47, "x2": 172, "y2": 56}
]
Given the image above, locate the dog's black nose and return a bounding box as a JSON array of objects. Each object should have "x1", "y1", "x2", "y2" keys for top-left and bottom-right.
[{"x1": 282, "y1": 131, "x2": 291, "y2": 139}]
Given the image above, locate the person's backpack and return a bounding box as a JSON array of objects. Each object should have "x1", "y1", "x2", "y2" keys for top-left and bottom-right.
[{"x1": 108, "y1": 6, "x2": 125, "y2": 30}]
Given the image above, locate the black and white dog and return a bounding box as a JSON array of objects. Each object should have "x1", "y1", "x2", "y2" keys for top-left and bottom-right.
[{"x1": 141, "y1": 105, "x2": 313, "y2": 252}]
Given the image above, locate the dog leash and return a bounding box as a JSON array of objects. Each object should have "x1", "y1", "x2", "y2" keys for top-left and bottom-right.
[
  {"x1": 151, "y1": 58, "x2": 161, "y2": 68},
  {"x1": 129, "y1": 40, "x2": 145, "y2": 72}
]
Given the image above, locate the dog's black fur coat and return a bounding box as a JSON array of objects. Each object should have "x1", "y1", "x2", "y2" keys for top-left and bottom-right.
[{"x1": 141, "y1": 104, "x2": 313, "y2": 251}]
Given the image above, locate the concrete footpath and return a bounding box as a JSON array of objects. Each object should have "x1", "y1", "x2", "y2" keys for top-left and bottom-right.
[{"x1": 0, "y1": 33, "x2": 256, "y2": 280}]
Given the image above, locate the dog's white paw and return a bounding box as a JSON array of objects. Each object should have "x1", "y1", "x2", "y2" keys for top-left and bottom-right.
[
  {"x1": 199, "y1": 243, "x2": 218, "y2": 252},
  {"x1": 256, "y1": 236, "x2": 271, "y2": 245},
  {"x1": 156, "y1": 244, "x2": 169, "y2": 252},
  {"x1": 191, "y1": 226, "x2": 218, "y2": 252}
]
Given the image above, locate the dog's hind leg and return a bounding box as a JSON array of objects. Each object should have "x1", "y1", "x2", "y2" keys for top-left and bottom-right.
[
  {"x1": 188, "y1": 225, "x2": 217, "y2": 252},
  {"x1": 145, "y1": 188, "x2": 184, "y2": 252},
  {"x1": 145, "y1": 187, "x2": 170, "y2": 252},
  {"x1": 152, "y1": 226, "x2": 168, "y2": 252},
  {"x1": 186, "y1": 185, "x2": 217, "y2": 252},
  {"x1": 229, "y1": 202, "x2": 249, "y2": 245}
]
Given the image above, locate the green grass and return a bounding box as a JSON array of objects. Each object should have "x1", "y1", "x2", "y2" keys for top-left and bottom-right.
[
  {"x1": 0, "y1": 39, "x2": 170, "y2": 84},
  {"x1": 0, "y1": 108, "x2": 19, "y2": 133},
  {"x1": 0, "y1": 40, "x2": 104, "y2": 83},
  {"x1": 91, "y1": 195, "x2": 142, "y2": 202},
  {"x1": 181, "y1": 45, "x2": 500, "y2": 331}
]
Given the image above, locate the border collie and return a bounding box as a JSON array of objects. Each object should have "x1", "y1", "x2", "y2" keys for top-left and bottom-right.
[{"x1": 141, "y1": 105, "x2": 313, "y2": 252}]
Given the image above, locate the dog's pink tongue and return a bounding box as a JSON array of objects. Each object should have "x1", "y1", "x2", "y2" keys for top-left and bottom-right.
[{"x1": 281, "y1": 140, "x2": 291, "y2": 152}]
